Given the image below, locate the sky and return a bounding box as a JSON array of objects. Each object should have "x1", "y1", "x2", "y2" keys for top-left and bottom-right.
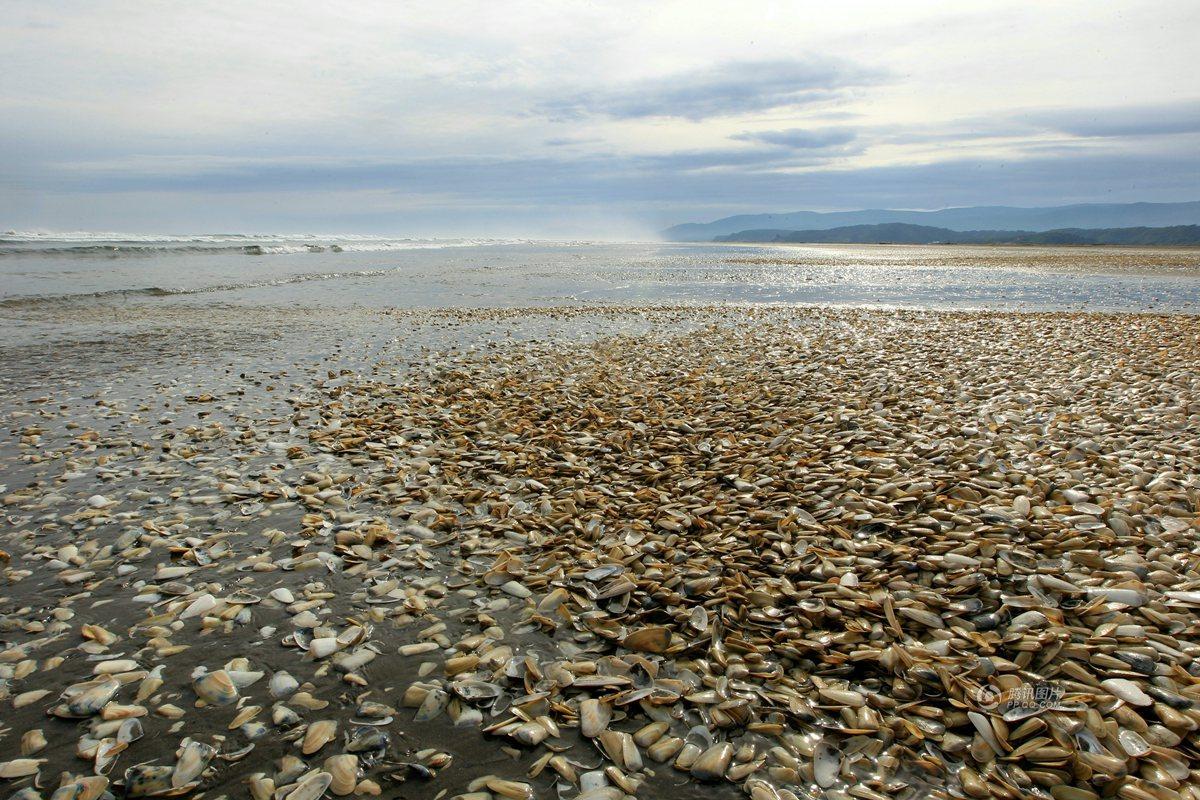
[{"x1": 1, "y1": 0, "x2": 1198, "y2": 237}]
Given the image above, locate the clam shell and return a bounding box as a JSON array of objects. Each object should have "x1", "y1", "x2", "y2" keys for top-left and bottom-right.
[
  {"x1": 308, "y1": 637, "x2": 341, "y2": 659},
  {"x1": 118, "y1": 718, "x2": 145, "y2": 744},
  {"x1": 1100, "y1": 678, "x2": 1152, "y2": 706},
  {"x1": 647, "y1": 736, "x2": 684, "y2": 763},
  {"x1": 19, "y1": 730, "x2": 47, "y2": 756},
  {"x1": 52, "y1": 777, "x2": 109, "y2": 800},
  {"x1": 124, "y1": 764, "x2": 180, "y2": 797},
  {"x1": 269, "y1": 588, "x2": 295, "y2": 603},
  {"x1": 269, "y1": 671, "x2": 300, "y2": 699},
  {"x1": 481, "y1": 778, "x2": 534, "y2": 800},
  {"x1": 323, "y1": 754, "x2": 358, "y2": 796},
  {"x1": 596, "y1": 730, "x2": 641, "y2": 772},
  {"x1": 179, "y1": 593, "x2": 218, "y2": 620},
  {"x1": 94, "y1": 738, "x2": 127, "y2": 774},
  {"x1": 813, "y1": 739, "x2": 840, "y2": 788},
  {"x1": 192, "y1": 670, "x2": 238, "y2": 706},
  {"x1": 690, "y1": 742, "x2": 733, "y2": 782},
  {"x1": 818, "y1": 687, "x2": 865, "y2": 708},
  {"x1": 172, "y1": 739, "x2": 216, "y2": 787},
  {"x1": 579, "y1": 698, "x2": 612, "y2": 738},
  {"x1": 0, "y1": 759, "x2": 45, "y2": 779},
  {"x1": 226, "y1": 670, "x2": 265, "y2": 688},
  {"x1": 414, "y1": 688, "x2": 448, "y2": 722},
  {"x1": 1117, "y1": 729, "x2": 1151, "y2": 757},
  {"x1": 247, "y1": 775, "x2": 275, "y2": 800},
  {"x1": 620, "y1": 625, "x2": 671, "y2": 654},
  {"x1": 450, "y1": 681, "x2": 503, "y2": 705},
  {"x1": 301, "y1": 720, "x2": 338, "y2": 755},
  {"x1": 62, "y1": 678, "x2": 121, "y2": 717},
  {"x1": 283, "y1": 772, "x2": 333, "y2": 800}
]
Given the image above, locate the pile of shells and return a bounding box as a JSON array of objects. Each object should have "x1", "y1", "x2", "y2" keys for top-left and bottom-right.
[
  {"x1": 304, "y1": 309, "x2": 1200, "y2": 800},
  {"x1": 1, "y1": 306, "x2": 1198, "y2": 800}
]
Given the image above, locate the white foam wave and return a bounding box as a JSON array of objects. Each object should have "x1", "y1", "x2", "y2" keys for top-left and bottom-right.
[{"x1": 0, "y1": 232, "x2": 541, "y2": 257}]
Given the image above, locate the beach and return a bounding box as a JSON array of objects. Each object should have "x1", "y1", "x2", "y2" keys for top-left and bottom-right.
[{"x1": 2, "y1": 243, "x2": 1200, "y2": 800}]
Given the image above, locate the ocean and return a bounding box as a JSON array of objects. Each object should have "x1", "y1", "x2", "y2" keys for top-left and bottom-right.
[{"x1": 3, "y1": 233, "x2": 1199, "y2": 319}]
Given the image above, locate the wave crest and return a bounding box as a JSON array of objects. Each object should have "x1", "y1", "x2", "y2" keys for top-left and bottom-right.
[
  {"x1": 0, "y1": 268, "x2": 406, "y2": 308},
  {"x1": 0, "y1": 232, "x2": 536, "y2": 257}
]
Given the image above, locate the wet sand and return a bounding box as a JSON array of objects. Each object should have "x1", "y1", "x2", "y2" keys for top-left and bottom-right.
[{"x1": 2, "y1": 304, "x2": 1199, "y2": 800}]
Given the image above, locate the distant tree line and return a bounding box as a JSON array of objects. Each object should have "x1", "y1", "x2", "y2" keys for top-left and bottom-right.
[{"x1": 714, "y1": 223, "x2": 1200, "y2": 246}]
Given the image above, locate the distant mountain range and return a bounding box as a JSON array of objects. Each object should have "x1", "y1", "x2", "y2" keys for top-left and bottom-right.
[
  {"x1": 714, "y1": 223, "x2": 1200, "y2": 247},
  {"x1": 662, "y1": 201, "x2": 1200, "y2": 241}
]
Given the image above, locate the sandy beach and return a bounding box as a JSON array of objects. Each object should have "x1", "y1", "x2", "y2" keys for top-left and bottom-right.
[
  {"x1": 3, "y1": 297, "x2": 1199, "y2": 800},
  {"x1": 4, "y1": 0, "x2": 1199, "y2": 796}
]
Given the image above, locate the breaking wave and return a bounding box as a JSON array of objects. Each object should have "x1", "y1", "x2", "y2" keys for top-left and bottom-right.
[
  {"x1": 0, "y1": 232, "x2": 535, "y2": 257},
  {"x1": 0, "y1": 268, "x2": 405, "y2": 308}
]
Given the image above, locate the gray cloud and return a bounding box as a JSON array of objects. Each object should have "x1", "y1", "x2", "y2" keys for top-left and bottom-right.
[
  {"x1": 23, "y1": 146, "x2": 1197, "y2": 207},
  {"x1": 542, "y1": 136, "x2": 602, "y2": 147},
  {"x1": 869, "y1": 101, "x2": 1200, "y2": 146},
  {"x1": 5, "y1": 146, "x2": 1197, "y2": 235},
  {"x1": 730, "y1": 127, "x2": 858, "y2": 149},
  {"x1": 1022, "y1": 100, "x2": 1200, "y2": 138},
  {"x1": 538, "y1": 59, "x2": 885, "y2": 121},
  {"x1": 635, "y1": 147, "x2": 810, "y2": 172},
  {"x1": 28, "y1": 147, "x2": 806, "y2": 196}
]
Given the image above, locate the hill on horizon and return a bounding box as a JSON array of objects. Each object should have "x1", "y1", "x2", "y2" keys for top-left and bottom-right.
[
  {"x1": 713, "y1": 222, "x2": 1200, "y2": 247},
  {"x1": 662, "y1": 201, "x2": 1200, "y2": 241}
]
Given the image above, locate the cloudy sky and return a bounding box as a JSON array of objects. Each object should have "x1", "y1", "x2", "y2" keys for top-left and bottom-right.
[{"x1": 1, "y1": 0, "x2": 1197, "y2": 236}]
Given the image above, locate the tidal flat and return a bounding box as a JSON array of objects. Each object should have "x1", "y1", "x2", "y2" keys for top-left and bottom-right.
[{"x1": 2, "y1": 303, "x2": 1199, "y2": 800}]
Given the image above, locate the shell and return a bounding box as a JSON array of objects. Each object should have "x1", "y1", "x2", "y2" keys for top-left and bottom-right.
[
  {"x1": 481, "y1": 778, "x2": 534, "y2": 800},
  {"x1": 323, "y1": 754, "x2": 358, "y2": 796},
  {"x1": 0, "y1": 759, "x2": 45, "y2": 779},
  {"x1": 20, "y1": 730, "x2": 48, "y2": 756},
  {"x1": 813, "y1": 739, "x2": 840, "y2": 788},
  {"x1": 95, "y1": 738, "x2": 127, "y2": 774},
  {"x1": 60, "y1": 678, "x2": 121, "y2": 717},
  {"x1": 1117, "y1": 729, "x2": 1151, "y2": 757},
  {"x1": 450, "y1": 681, "x2": 503, "y2": 705},
  {"x1": 283, "y1": 772, "x2": 333, "y2": 800},
  {"x1": 136, "y1": 667, "x2": 164, "y2": 702},
  {"x1": 308, "y1": 637, "x2": 341, "y2": 659},
  {"x1": 413, "y1": 688, "x2": 448, "y2": 722},
  {"x1": 1100, "y1": 678, "x2": 1152, "y2": 706},
  {"x1": 123, "y1": 764, "x2": 179, "y2": 797},
  {"x1": 269, "y1": 671, "x2": 299, "y2": 699},
  {"x1": 620, "y1": 626, "x2": 671, "y2": 654},
  {"x1": 172, "y1": 739, "x2": 216, "y2": 787},
  {"x1": 579, "y1": 699, "x2": 611, "y2": 738},
  {"x1": 301, "y1": 720, "x2": 338, "y2": 755},
  {"x1": 690, "y1": 742, "x2": 733, "y2": 782},
  {"x1": 192, "y1": 670, "x2": 238, "y2": 706},
  {"x1": 118, "y1": 719, "x2": 145, "y2": 744},
  {"x1": 247, "y1": 774, "x2": 275, "y2": 800},
  {"x1": 179, "y1": 593, "x2": 218, "y2": 620},
  {"x1": 50, "y1": 777, "x2": 109, "y2": 800}
]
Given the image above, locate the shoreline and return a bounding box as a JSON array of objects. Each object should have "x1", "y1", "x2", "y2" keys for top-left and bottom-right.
[
  {"x1": 4, "y1": 299, "x2": 1200, "y2": 370},
  {"x1": 695, "y1": 239, "x2": 1200, "y2": 250},
  {"x1": 706, "y1": 240, "x2": 1200, "y2": 250}
]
